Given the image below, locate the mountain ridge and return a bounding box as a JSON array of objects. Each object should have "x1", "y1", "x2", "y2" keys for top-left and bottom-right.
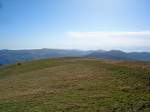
[
  {"x1": 87, "y1": 50, "x2": 150, "y2": 61},
  {"x1": 0, "y1": 48, "x2": 150, "y2": 64}
]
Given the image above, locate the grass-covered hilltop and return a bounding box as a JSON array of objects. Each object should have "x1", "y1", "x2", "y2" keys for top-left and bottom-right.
[{"x1": 0, "y1": 57, "x2": 149, "y2": 112}]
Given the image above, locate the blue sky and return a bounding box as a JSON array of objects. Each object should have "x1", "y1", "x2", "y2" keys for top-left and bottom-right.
[{"x1": 0, "y1": 0, "x2": 150, "y2": 51}]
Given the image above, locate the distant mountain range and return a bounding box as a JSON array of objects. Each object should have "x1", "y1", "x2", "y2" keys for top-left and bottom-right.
[
  {"x1": 87, "y1": 50, "x2": 150, "y2": 61},
  {"x1": 0, "y1": 49, "x2": 150, "y2": 64},
  {"x1": 0, "y1": 49, "x2": 88, "y2": 64}
]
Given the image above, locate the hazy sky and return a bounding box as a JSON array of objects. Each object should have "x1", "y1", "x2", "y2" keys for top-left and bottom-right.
[{"x1": 0, "y1": 0, "x2": 150, "y2": 51}]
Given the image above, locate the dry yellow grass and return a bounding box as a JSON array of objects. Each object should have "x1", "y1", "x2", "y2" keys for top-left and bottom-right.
[{"x1": 0, "y1": 57, "x2": 149, "y2": 112}]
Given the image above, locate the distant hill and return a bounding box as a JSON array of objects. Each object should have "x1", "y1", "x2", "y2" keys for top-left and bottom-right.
[
  {"x1": 0, "y1": 49, "x2": 88, "y2": 64},
  {"x1": 0, "y1": 49, "x2": 150, "y2": 64},
  {"x1": 87, "y1": 50, "x2": 150, "y2": 61}
]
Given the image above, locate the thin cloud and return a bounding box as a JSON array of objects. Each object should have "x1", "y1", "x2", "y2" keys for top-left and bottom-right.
[
  {"x1": 64, "y1": 31, "x2": 150, "y2": 50},
  {"x1": 68, "y1": 31, "x2": 150, "y2": 37}
]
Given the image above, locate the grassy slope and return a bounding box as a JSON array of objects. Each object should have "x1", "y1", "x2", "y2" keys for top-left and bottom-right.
[{"x1": 0, "y1": 57, "x2": 149, "y2": 112}]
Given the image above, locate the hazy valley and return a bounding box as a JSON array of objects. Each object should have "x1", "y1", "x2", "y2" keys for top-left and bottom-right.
[{"x1": 1, "y1": 49, "x2": 150, "y2": 65}]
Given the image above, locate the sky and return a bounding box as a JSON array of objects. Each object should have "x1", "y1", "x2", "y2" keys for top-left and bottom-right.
[{"x1": 0, "y1": 0, "x2": 150, "y2": 51}]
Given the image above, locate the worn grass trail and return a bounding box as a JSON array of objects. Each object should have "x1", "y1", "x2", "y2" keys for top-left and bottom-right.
[{"x1": 0, "y1": 58, "x2": 149, "y2": 112}]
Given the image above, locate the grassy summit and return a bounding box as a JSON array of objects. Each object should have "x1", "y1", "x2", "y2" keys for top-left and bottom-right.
[{"x1": 0, "y1": 57, "x2": 149, "y2": 112}]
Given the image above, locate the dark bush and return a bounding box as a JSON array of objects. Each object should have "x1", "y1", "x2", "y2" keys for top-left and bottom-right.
[{"x1": 17, "y1": 62, "x2": 21, "y2": 66}]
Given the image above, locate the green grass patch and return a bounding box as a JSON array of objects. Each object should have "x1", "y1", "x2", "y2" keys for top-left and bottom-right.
[{"x1": 0, "y1": 58, "x2": 149, "y2": 112}]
